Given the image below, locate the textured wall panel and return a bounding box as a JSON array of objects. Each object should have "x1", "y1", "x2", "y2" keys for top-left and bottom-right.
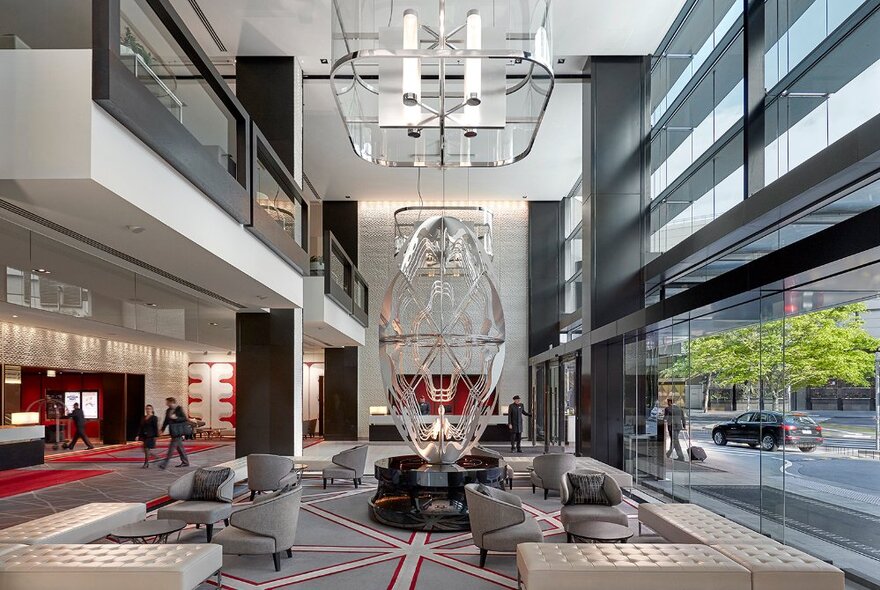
[
  {"x1": 357, "y1": 201, "x2": 529, "y2": 439},
  {"x1": 0, "y1": 322, "x2": 189, "y2": 412}
]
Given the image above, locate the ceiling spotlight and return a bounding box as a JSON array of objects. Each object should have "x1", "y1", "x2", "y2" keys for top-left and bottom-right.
[
  {"x1": 126, "y1": 225, "x2": 145, "y2": 234},
  {"x1": 464, "y1": 128, "x2": 477, "y2": 138},
  {"x1": 407, "y1": 128, "x2": 422, "y2": 139},
  {"x1": 557, "y1": 58, "x2": 566, "y2": 64},
  {"x1": 209, "y1": 322, "x2": 219, "y2": 326},
  {"x1": 522, "y1": 195, "x2": 528, "y2": 199},
  {"x1": 32, "y1": 268, "x2": 51, "y2": 274},
  {"x1": 11, "y1": 315, "x2": 18, "y2": 318},
  {"x1": 227, "y1": 351, "x2": 233, "y2": 356},
  {"x1": 320, "y1": 58, "x2": 329, "y2": 64},
  {"x1": 345, "y1": 195, "x2": 352, "y2": 199},
  {"x1": 146, "y1": 302, "x2": 158, "y2": 307},
  {"x1": 514, "y1": 57, "x2": 523, "y2": 64}
]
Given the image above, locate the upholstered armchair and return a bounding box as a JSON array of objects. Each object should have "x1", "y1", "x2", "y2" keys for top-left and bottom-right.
[
  {"x1": 322, "y1": 445, "x2": 368, "y2": 489},
  {"x1": 559, "y1": 468, "x2": 628, "y2": 539},
  {"x1": 469, "y1": 445, "x2": 515, "y2": 489},
  {"x1": 157, "y1": 467, "x2": 235, "y2": 542},
  {"x1": 464, "y1": 483, "x2": 543, "y2": 567},
  {"x1": 247, "y1": 454, "x2": 299, "y2": 500},
  {"x1": 530, "y1": 453, "x2": 576, "y2": 499},
  {"x1": 213, "y1": 486, "x2": 303, "y2": 571}
]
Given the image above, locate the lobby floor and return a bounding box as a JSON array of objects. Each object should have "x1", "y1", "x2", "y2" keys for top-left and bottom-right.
[{"x1": 0, "y1": 440, "x2": 872, "y2": 589}]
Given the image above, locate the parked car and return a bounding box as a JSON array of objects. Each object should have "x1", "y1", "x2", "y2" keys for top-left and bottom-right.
[{"x1": 711, "y1": 411, "x2": 823, "y2": 452}]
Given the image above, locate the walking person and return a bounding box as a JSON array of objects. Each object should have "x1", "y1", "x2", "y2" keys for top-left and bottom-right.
[
  {"x1": 138, "y1": 404, "x2": 160, "y2": 468},
  {"x1": 664, "y1": 397, "x2": 688, "y2": 461},
  {"x1": 159, "y1": 397, "x2": 190, "y2": 470},
  {"x1": 65, "y1": 402, "x2": 95, "y2": 450},
  {"x1": 507, "y1": 395, "x2": 531, "y2": 453}
]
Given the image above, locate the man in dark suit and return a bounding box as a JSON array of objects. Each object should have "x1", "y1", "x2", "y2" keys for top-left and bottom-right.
[
  {"x1": 664, "y1": 397, "x2": 688, "y2": 461},
  {"x1": 507, "y1": 395, "x2": 530, "y2": 453},
  {"x1": 159, "y1": 397, "x2": 190, "y2": 469},
  {"x1": 66, "y1": 403, "x2": 94, "y2": 450}
]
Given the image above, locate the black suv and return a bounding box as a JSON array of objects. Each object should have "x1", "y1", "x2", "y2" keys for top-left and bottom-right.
[{"x1": 711, "y1": 411, "x2": 823, "y2": 452}]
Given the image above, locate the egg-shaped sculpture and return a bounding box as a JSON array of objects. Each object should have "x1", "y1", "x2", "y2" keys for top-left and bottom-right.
[{"x1": 379, "y1": 216, "x2": 505, "y2": 464}]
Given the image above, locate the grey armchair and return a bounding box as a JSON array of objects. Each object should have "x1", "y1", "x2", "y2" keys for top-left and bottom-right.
[
  {"x1": 157, "y1": 467, "x2": 235, "y2": 542},
  {"x1": 214, "y1": 485, "x2": 303, "y2": 571},
  {"x1": 530, "y1": 453, "x2": 576, "y2": 499},
  {"x1": 322, "y1": 445, "x2": 368, "y2": 489},
  {"x1": 247, "y1": 454, "x2": 299, "y2": 500},
  {"x1": 464, "y1": 483, "x2": 543, "y2": 567},
  {"x1": 469, "y1": 445, "x2": 515, "y2": 489},
  {"x1": 559, "y1": 468, "x2": 628, "y2": 539}
]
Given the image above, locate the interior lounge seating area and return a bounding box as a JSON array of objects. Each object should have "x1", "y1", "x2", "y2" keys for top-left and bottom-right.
[{"x1": 1, "y1": 0, "x2": 879, "y2": 588}]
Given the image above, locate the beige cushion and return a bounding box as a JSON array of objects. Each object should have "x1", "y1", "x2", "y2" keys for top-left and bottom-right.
[
  {"x1": 0, "y1": 503, "x2": 145, "y2": 544},
  {"x1": 516, "y1": 543, "x2": 750, "y2": 590},
  {"x1": 710, "y1": 543, "x2": 844, "y2": 590},
  {"x1": 574, "y1": 457, "x2": 633, "y2": 489},
  {"x1": 157, "y1": 501, "x2": 232, "y2": 524},
  {"x1": 0, "y1": 543, "x2": 221, "y2": 590},
  {"x1": 639, "y1": 503, "x2": 774, "y2": 545},
  {"x1": 0, "y1": 545, "x2": 25, "y2": 558},
  {"x1": 559, "y1": 503, "x2": 628, "y2": 528}
]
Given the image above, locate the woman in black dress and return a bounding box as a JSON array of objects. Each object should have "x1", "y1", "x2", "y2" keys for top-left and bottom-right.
[{"x1": 138, "y1": 404, "x2": 160, "y2": 468}]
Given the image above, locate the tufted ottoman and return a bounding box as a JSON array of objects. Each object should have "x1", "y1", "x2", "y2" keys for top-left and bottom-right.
[
  {"x1": 0, "y1": 543, "x2": 222, "y2": 590},
  {"x1": 516, "y1": 543, "x2": 750, "y2": 590},
  {"x1": 0, "y1": 545, "x2": 25, "y2": 558},
  {"x1": 0, "y1": 503, "x2": 145, "y2": 544},
  {"x1": 638, "y1": 503, "x2": 775, "y2": 545},
  {"x1": 711, "y1": 543, "x2": 844, "y2": 590}
]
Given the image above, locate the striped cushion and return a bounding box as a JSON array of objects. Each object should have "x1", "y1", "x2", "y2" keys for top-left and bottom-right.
[
  {"x1": 567, "y1": 472, "x2": 608, "y2": 505},
  {"x1": 191, "y1": 467, "x2": 232, "y2": 501}
]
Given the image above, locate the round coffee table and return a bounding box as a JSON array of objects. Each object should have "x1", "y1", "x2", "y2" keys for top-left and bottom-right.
[
  {"x1": 109, "y1": 519, "x2": 187, "y2": 544},
  {"x1": 565, "y1": 521, "x2": 633, "y2": 543}
]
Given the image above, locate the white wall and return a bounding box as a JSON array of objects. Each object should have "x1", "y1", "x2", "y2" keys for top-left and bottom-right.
[
  {"x1": 356, "y1": 201, "x2": 529, "y2": 439},
  {"x1": 0, "y1": 321, "x2": 189, "y2": 412}
]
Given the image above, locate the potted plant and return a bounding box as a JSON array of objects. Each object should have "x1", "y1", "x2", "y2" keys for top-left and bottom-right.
[
  {"x1": 310, "y1": 255, "x2": 325, "y2": 276},
  {"x1": 121, "y1": 27, "x2": 153, "y2": 65}
]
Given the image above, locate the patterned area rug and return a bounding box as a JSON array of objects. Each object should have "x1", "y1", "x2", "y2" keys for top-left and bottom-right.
[
  {"x1": 0, "y1": 469, "x2": 111, "y2": 499},
  {"x1": 48, "y1": 441, "x2": 225, "y2": 463},
  {"x1": 175, "y1": 478, "x2": 642, "y2": 589}
]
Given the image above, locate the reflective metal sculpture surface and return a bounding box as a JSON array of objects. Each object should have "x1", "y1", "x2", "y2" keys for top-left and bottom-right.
[{"x1": 380, "y1": 215, "x2": 505, "y2": 464}]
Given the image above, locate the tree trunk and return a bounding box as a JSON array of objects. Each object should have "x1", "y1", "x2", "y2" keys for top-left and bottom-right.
[{"x1": 703, "y1": 375, "x2": 712, "y2": 413}]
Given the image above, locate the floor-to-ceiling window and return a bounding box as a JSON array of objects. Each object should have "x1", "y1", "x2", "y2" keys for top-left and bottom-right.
[{"x1": 625, "y1": 261, "x2": 880, "y2": 577}]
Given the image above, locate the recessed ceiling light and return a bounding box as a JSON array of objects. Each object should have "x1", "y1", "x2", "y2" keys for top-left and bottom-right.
[
  {"x1": 146, "y1": 302, "x2": 158, "y2": 307},
  {"x1": 32, "y1": 268, "x2": 51, "y2": 274},
  {"x1": 320, "y1": 58, "x2": 329, "y2": 64},
  {"x1": 522, "y1": 195, "x2": 528, "y2": 199},
  {"x1": 557, "y1": 58, "x2": 566, "y2": 64},
  {"x1": 11, "y1": 315, "x2": 18, "y2": 318},
  {"x1": 126, "y1": 225, "x2": 145, "y2": 234},
  {"x1": 209, "y1": 322, "x2": 219, "y2": 326},
  {"x1": 345, "y1": 195, "x2": 352, "y2": 199}
]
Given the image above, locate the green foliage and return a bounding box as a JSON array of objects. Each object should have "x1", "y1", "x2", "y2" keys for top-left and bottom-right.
[
  {"x1": 121, "y1": 27, "x2": 153, "y2": 66},
  {"x1": 662, "y1": 303, "x2": 880, "y2": 399}
]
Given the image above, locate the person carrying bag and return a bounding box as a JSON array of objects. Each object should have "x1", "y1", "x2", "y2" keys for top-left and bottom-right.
[{"x1": 159, "y1": 397, "x2": 190, "y2": 470}]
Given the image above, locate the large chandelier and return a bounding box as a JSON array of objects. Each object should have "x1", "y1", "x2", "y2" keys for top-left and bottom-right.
[
  {"x1": 379, "y1": 210, "x2": 505, "y2": 464},
  {"x1": 331, "y1": 0, "x2": 554, "y2": 168}
]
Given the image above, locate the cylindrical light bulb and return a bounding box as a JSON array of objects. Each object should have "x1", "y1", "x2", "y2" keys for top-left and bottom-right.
[
  {"x1": 402, "y1": 9, "x2": 421, "y2": 107},
  {"x1": 464, "y1": 9, "x2": 481, "y2": 107}
]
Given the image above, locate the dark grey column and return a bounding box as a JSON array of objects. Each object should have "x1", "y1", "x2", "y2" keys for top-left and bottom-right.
[
  {"x1": 323, "y1": 347, "x2": 359, "y2": 440},
  {"x1": 579, "y1": 57, "x2": 650, "y2": 463},
  {"x1": 323, "y1": 201, "x2": 360, "y2": 440},
  {"x1": 528, "y1": 202, "x2": 561, "y2": 357},
  {"x1": 235, "y1": 57, "x2": 302, "y2": 176},
  {"x1": 745, "y1": 0, "x2": 766, "y2": 196},
  {"x1": 236, "y1": 310, "x2": 300, "y2": 457}
]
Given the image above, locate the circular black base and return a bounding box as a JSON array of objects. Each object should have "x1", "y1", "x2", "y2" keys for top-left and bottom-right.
[{"x1": 369, "y1": 455, "x2": 508, "y2": 531}]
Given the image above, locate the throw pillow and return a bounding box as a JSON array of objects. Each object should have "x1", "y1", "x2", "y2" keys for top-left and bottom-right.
[
  {"x1": 566, "y1": 472, "x2": 609, "y2": 505},
  {"x1": 191, "y1": 467, "x2": 232, "y2": 501}
]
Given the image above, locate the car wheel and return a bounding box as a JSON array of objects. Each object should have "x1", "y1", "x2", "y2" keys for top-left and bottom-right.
[
  {"x1": 799, "y1": 446, "x2": 817, "y2": 453},
  {"x1": 761, "y1": 434, "x2": 778, "y2": 452},
  {"x1": 713, "y1": 431, "x2": 727, "y2": 446}
]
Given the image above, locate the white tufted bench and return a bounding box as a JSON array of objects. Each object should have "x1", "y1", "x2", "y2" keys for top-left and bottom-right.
[
  {"x1": 574, "y1": 457, "x2": 633, "y2": 489},
  {"x1": 0, "y1": 543, "x2": 222, "y2": 590},
  {"x1": 0, "y1": 545, "x2": 25, "y2": 558},
  {"x1": 0, "y1": 503, "x2": 145, "y2": 544},
  {"x1": 711, "y1": 543, "x2": 844, "y2": 590},
  {"x1": 214, "y1": 457, "x2": 248, "y2": 482},
  {"x1": 516, "y1": 543, "x2": 750, "y2": 590},
  {"x1": 638, "y1": 503, "x2": 775, "y2": 545}
]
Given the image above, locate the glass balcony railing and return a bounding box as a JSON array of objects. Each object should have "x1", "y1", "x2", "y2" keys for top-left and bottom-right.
[
  {"x1": 323, "y1": 231, "x2": 369, "y2": 327},
  {"x1": 92, "y1": 0, "x2": 308, "y2": 274}
]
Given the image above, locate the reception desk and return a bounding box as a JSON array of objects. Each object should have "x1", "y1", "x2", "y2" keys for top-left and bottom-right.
[
  {"x1": 0, "y1": 425, "x2": 46, "y2": 470},
  {"x1": 368, "y1": 415, "x2": 516, "y2": 443}
]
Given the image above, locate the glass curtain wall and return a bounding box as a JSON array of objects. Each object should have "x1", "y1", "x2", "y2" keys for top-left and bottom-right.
[
  {"x1": 625, "y1": 267, "x2": 880, "y2": 577},
  {"x1": 561, "y1": 178, "x2": 583, "y2": 323}
]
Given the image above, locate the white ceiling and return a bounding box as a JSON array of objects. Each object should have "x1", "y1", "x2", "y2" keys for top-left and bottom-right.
[{"x1": 169, "y1": 0, "x2": 686, "y2": 201}]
